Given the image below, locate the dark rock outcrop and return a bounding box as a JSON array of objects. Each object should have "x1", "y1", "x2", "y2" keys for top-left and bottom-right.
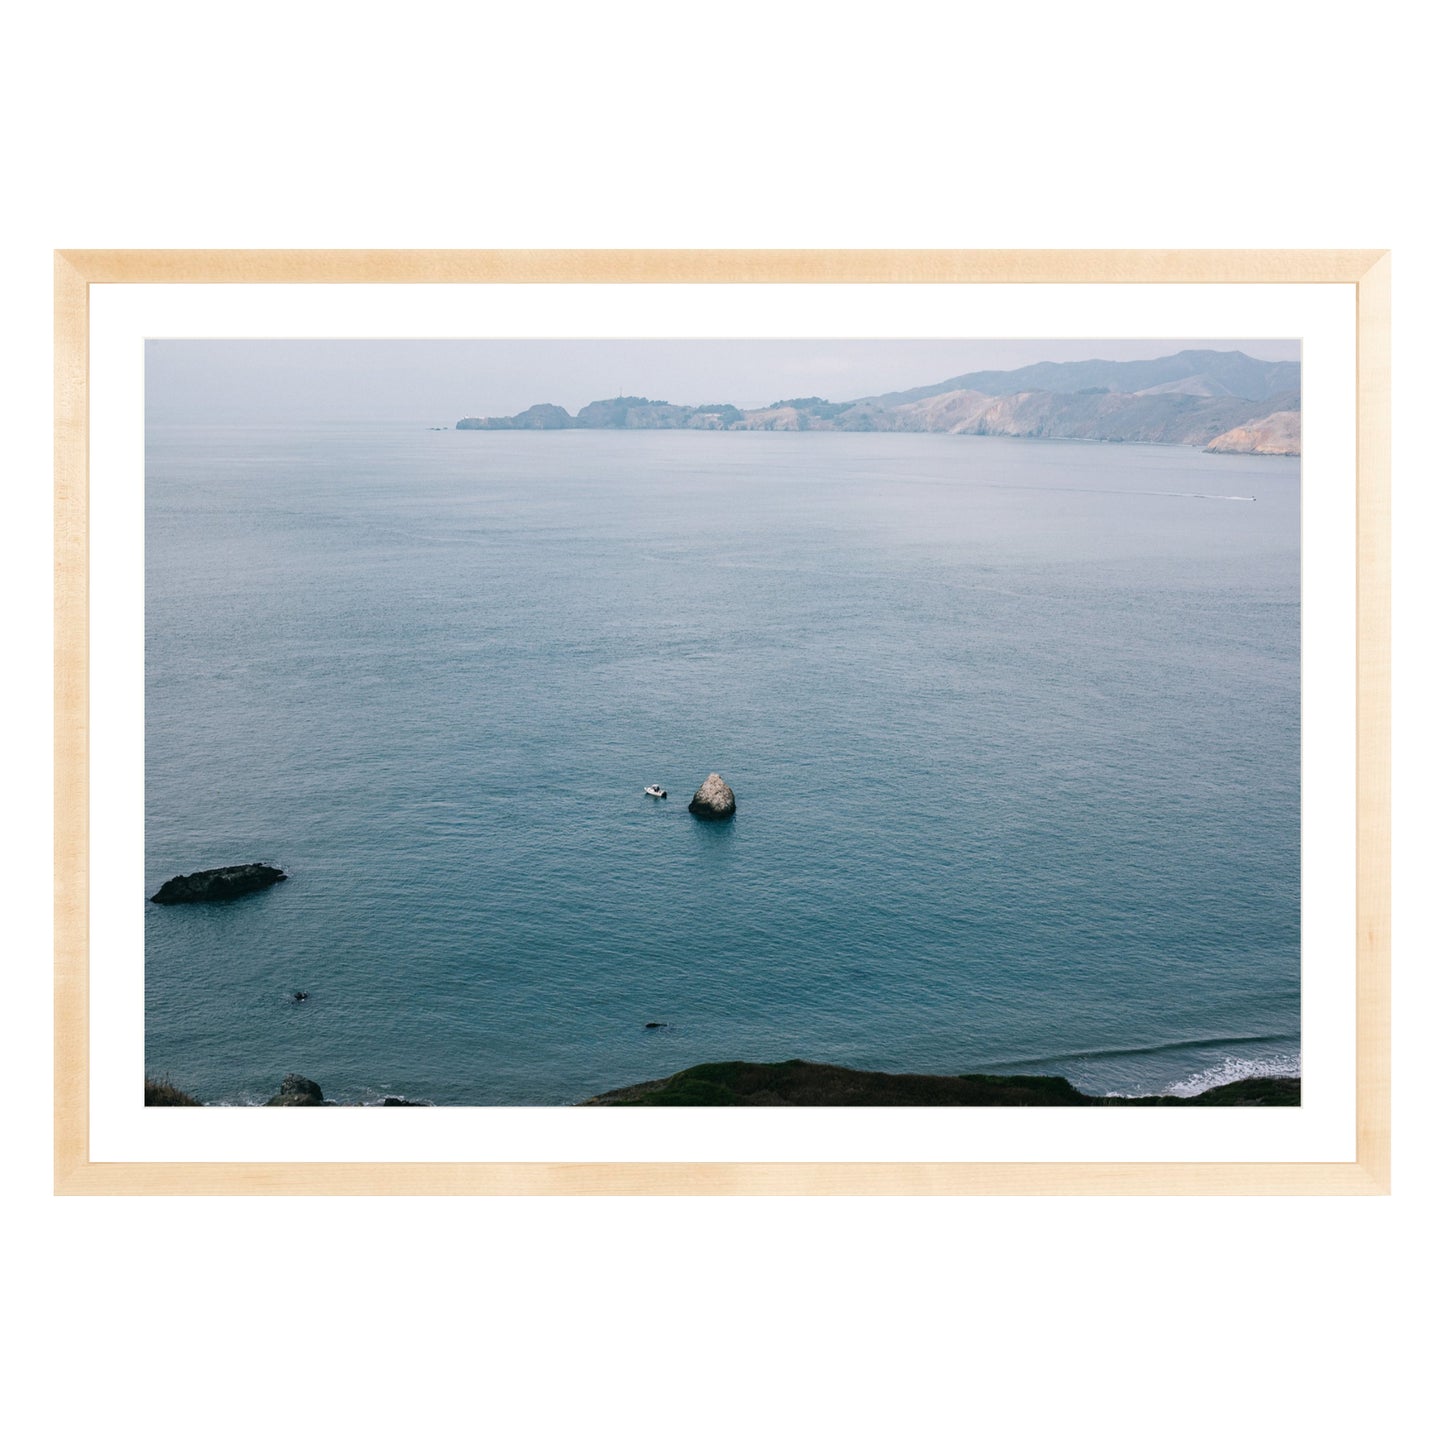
[
  {"x1": 150, "y1": 863, "x2": 286, "y2": 905},
  {"x1": 688, "y1": 773, "x2": 736, "y2": 820},
  {"x1": 381, "y1": 1096, "x2": 424, "y2": 1106},
  {"x1": 265, "y1": 1073, "x2": 325, "y2": 1107}
]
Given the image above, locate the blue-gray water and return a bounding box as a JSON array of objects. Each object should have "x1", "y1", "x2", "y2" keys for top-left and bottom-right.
[{"x1": 146, "y1": 426, "x2": 1299, "y2": 1103}]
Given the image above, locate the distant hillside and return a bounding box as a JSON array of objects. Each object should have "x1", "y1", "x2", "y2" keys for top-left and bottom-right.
[
  {"x1": 880, "y1": 387, "x2": 1302, "y2": 448},
  {"x1": 854, "y1": 349, "x2": 1301, "y2": 407},
  {"x1": 457, "y1": 349, "x2": 1301, "y2": 454}
]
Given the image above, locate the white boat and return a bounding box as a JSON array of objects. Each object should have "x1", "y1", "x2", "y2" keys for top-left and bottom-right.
[{"x1": 644, "y1": 785, "x2": 667, "y2": 799}]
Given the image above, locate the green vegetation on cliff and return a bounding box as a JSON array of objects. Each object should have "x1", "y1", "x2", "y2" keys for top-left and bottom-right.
[
  {"x1": 144, "y1": 1075, "x2": 201, "y2": 1106},
  {"x1": 581, "y1": 1059, "x2": 1300, "y2": 1107}
]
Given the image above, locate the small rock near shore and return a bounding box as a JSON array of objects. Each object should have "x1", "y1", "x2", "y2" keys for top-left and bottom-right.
[
  {"x1": 150, "y1": 863, "x2": 286, "y2": 905},
  {"x1": 688, "y1": 773, "x2": 736, "y2": 820},
  {"x1": 265, "y1": 1073, "x2": 325, "y2": 1107}
]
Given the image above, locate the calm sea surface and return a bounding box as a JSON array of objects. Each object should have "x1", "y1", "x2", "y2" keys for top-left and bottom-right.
[{"x1": 146, "y1": 426, "x2": 1300, "y2": 1103}]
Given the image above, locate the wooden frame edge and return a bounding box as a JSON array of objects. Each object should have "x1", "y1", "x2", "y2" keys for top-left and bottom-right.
[
  {"x1": 55, "y1": 248, "x2": 1387, "y2": 286},
  {"x1": 1355, "y1": 253, "x2": 1391, "y2": 1193},
  {"x1": 54, "y1": 249, "x2": 1390, "y2": 1196},
  {"x1": 55, "y1": 252, "x2": 90, "y2": 1194},
  {"x1": 54, "y1": 1160, "x2": 1388, "y2": 1198}
]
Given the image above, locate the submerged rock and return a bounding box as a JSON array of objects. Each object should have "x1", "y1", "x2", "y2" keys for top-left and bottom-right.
[
  {"x1": 150, "y1": 863, "x2": 286, "y2": 905},
  {"x1": 688, "y1": 773, "x2": 736, "y2": 820},
  {"x1": 265, "y1": 1073, "x2": 324, "y2": 1107}
]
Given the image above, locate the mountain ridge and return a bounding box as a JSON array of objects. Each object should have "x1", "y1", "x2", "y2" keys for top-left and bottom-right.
[{"x1": 852, "y1": 349, "x2": 1299, "y2": 407}]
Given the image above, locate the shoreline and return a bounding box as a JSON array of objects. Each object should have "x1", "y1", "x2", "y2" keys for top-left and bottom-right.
[
  {"x1": 578, "y1": 1060, "x2": 1300, "y2": 1107},
  {"x1": 448, "y1": 425, "x2": 1301, "y2": 457},
  {"x1": 147, "y1": 1060, "x2": 1301, "y2": 1109}
]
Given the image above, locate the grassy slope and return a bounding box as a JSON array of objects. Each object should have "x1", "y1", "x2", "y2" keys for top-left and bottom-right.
[
  {"x1": 581, "y1": 1060, "x2": 1300, "y2": 1108},
  {"x1": 144, "y1": 1076, "x2": 201, "y2": 1106}
]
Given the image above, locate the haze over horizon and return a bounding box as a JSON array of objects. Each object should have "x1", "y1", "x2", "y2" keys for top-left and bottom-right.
[{"x1": 146, "y1": 338, "x2": 1302, "y2": 426}]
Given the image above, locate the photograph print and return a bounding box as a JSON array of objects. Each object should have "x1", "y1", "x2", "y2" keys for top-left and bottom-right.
[{"x1": 144, "y1": 337, "x2": 1302, "y2": 1110}]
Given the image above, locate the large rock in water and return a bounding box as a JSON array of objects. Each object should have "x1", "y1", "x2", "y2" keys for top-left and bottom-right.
[
  {"x1": 150, "y1": 863, "x2": 286, "y2": 905},
  {"x1": 265, "y1": 1074, "x2": 325, "y2": 1107},
  {"x1": 688, "y1": 773, "x2": 737, "y2": 820}
]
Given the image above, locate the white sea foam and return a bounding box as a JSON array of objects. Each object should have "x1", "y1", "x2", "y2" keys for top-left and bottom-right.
[{"x1": 1162, "y1": 1052, "x2": 1302, "y2": 1098}]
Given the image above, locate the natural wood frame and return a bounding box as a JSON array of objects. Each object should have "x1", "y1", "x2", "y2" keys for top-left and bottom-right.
[{"x1": 54, "y1": 249, "x2": 1390, "y2": 1195}]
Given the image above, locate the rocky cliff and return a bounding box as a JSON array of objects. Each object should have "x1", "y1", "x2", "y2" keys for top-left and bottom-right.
[{"x1": 1204, "y1": 410, "x2": 1301, "y2": 456}]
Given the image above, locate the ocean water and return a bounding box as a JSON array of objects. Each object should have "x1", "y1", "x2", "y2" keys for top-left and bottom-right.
[{"x1": 145, "y1": 425, "x2": 1300, "y2": 1104}]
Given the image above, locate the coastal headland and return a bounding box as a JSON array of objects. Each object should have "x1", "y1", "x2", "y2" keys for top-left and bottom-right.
[{"x1": 457, "y1": 349, "x2": 1301, "y2": 456}]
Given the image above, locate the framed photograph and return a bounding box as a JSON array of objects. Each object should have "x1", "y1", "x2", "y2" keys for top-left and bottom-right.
[{"x1": 54, "y1": 250, "x2": 1389, "y2": 1194}]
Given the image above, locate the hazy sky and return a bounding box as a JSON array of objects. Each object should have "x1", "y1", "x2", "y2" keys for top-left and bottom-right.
[{"x1": 146, "y1": 338, "x2": 1302, "y2": 425}]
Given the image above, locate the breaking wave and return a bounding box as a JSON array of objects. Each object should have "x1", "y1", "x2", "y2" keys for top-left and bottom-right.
[{"x1": 1160, "y1": 1051, "x2": 1302, "y2": 1098}]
